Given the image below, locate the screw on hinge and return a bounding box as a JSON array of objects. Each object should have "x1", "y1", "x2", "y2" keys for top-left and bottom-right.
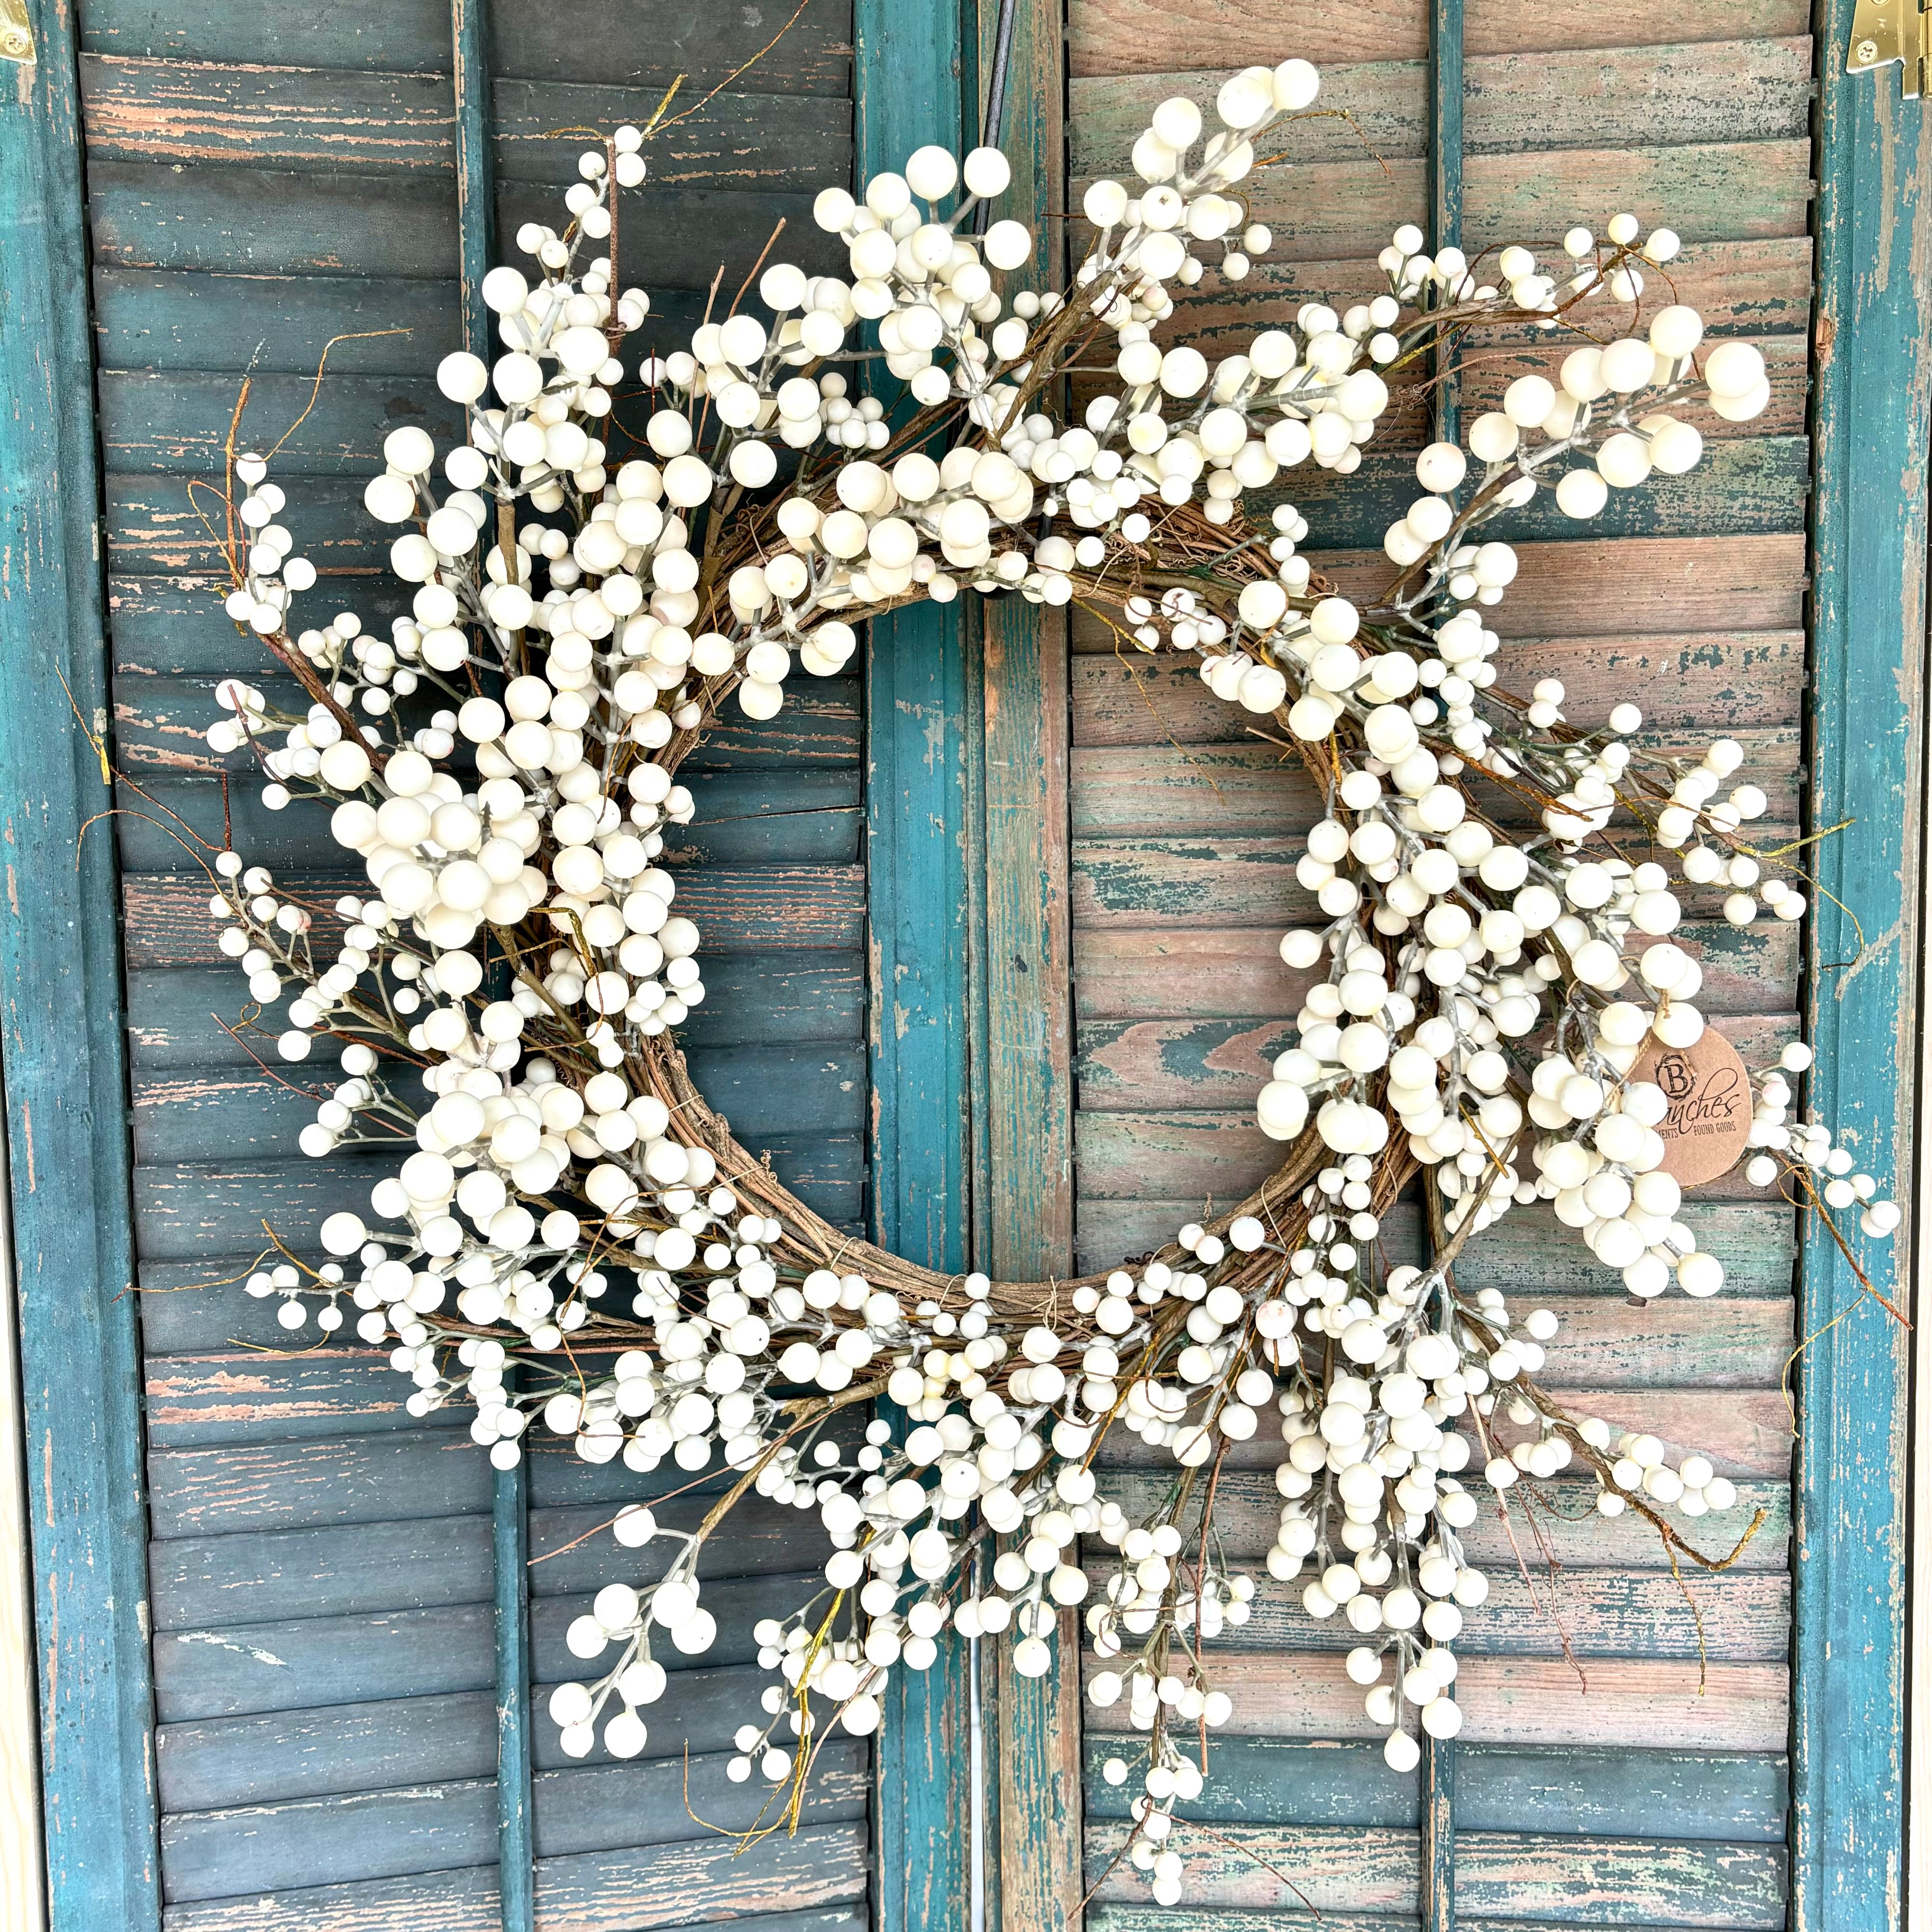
[{"x1": 1848, "y1": 0, "x2": 1929, "y2": 96}]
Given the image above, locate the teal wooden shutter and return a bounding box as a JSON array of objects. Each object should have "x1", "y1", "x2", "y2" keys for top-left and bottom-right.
[
  {"x1": 7, "y1": 0, "x2": 1923, "y2": 1927},
  {"x1": 9, "y1": 0, "x2": 870, "y2": 1923},
  {"x1": 858, "y1": 0, "x2": 1082, "y2": 1923},
  {"x1": 1796, "y1": 0, "x2": 1924, "y2": 1920},
  {"x1": 1061, "y1": 0, "x2": 1922, "y2": 1927},
  {"x1": 0, "y1": 13, "x2": 160, "y2": 1926}
]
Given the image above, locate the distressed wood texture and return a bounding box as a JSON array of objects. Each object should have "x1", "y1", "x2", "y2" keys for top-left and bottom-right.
[
  {"x1": 71, "y1": 0, "x2": 867, "y2": 1925},
  {"x1": 1083, "y1": 1736, "x2": 1790, "y2": 1839},
  {"x1": 0, "y1": 1130, "x2": 48, "y2": 1932},
  {"x1": 1063, "y1": 1, "x2": 1830, "y2": 1925},
  {"x1": 1084, "y1": 1822, "x2": 1787, "y2": 1923},
  {"x1": 0, "y1": 2, "x2": 162, "y2": 1925},
  {"x1": 960, "y1": 1, "x2": 1084, "y2": 1926},
  {"x1": 853, "y1": 4, "x2": 979, "y2": 1931},
  {"x1": 1073, "y1": 0, "x2": 1809, "y2": 74},
  {"x1": 975, "y1": 0, "x2": 1076, "y2": 1288},
  {"x1": 79, "y1": 0, "x2": 856, "y2": 90},
  {"x1": 1794, "y1": 7, "x2": 1926, "y2": 1931}
]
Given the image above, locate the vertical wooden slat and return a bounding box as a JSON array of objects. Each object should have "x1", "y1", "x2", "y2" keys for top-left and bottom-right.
[
  {"x1": 978, "y1": 5, "x2": 1075, "y2": 1292},
  {"x1": 0, "y1": 1133, "x2": 47, "y2": 1931},
  {"x1": 1428, "y1": 0, "x2": 1464, "y2": 449},
  {"x1": 857, "y1": 3, "x2": 978, "y2": 1924},
  {"x1": 1795, "y1": 9, "x2": 1928, "y2": 1929},
  {"x1": 452, "y1": 0, "x2": 495, "y2": 370},
  {"x1": 491, "y1": 1467, "x2": 532, "y2": 1932},
  {"x1": 1423, "y1": 11, "x2": 1463, "y2": 1925},
  {"x1": 864, "y1": 582, "x2": 975, "y2": 1276},
  {"x1": 968, "y1": 0, "x2": 1084, "y2": 1925},
  {"x1": 0, "y1": 3, "x2": 161, "y2": 1926},
  {"x1": 1421, "y1": 1730, "x2": 1456, "y2": 1932},
  {"x1": 450, "y1": 9, "x2": 533, "y2": 1928}
]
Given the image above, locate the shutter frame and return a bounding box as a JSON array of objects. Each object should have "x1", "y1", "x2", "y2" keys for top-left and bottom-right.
[
  {"x1": 0, "y1": 0, "x2": 162, "y2": 1923},
  {"x1": 1794, "y1": 5, "x2": 1929, "y2": 1926}
]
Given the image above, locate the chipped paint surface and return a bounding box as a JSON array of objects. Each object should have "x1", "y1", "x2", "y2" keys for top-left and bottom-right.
[
  {"x1": 3, "y1": 0, "x2": 161, "y2": 1918},
  {"x1": 1791, "y1": 8, "x2": 1925, "y2": 1929},
  {"x1": 11, "y1": 2, "x2": 876, "y2": 1923},
  {"x1": 174, "y1": 1631, "x2": 287, "y2": 1669},
  {"x1": 1048, "y1": 8, "x2": 1908, "y2": 1929}
]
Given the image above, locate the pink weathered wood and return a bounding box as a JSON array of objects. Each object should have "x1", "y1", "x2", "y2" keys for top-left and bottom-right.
[
  {"x1": 1083, "y1": 1821, "x2": 1423, "y2": 1912},
  {"x1": 1071, "y1": 0, "x2": 1807, "y2": 78},
  {"x1": 1093, "y1": 1385, "x2": 1791, "y2": 1476},
  {"x1": 1303, "y1": 533, "x2": 1808, "y2": 635},
  {"x1": 1136, "y1": 239, "x2": 1813, "y2": 388},
  {"x1": 1071, "y1": 644, "x2": 1804, "y2": 740},
  {"x1": 1070, "y1": 738, "x2": 1799, "y2": 834},
  {"x1": 1093, "y1": 1465, "x2": 1795, "y2": 1570},
  {"x1": 1208, "y1": 1563, "x2": 1792, "y2": 1658},
  {"x1": 1083, "y1": 1654, "x2": 1787, "y2": 1749},
  {"x1": 1057, "y1": 14, "x2": 1811, "y2": 1914},
  {"x1": 1076, "y1": 1012, "x2": 1791, "y2": 1115},
  {"x1": 1073, "y1": 37, "x2": 1811, "y2": 174},
  {"x1": 1074, "y1": 919, "x2": 1796, "y2": 1019}
]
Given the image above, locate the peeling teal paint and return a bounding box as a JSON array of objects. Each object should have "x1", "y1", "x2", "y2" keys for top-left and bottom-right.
[{"x1": 1792, "y1": 7, "x2": 1925, "y2": 1929}]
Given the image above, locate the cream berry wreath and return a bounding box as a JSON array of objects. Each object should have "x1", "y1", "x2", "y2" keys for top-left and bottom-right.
[{"x1": 180, "y1": 55, "x2": 1897, "y2": 1908}]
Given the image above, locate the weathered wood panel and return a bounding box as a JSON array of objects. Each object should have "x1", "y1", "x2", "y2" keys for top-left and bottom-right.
[
  {"x1": 130, "y1": 1043, "x2": 863, "y2": 1167},
  {"x1": 1062, "y1": 20, "x2": 1817, "y2": 1918},
  {"x1": 1452, "y1": 1747, "x2": 1788, "y2": 1841},
  {"x1": 1072, "y1": 919, "x2": 1796, "y2": 1020},
  {"x1": 529, "y1": 1743, "x2": 866, "y2": 1858},
  {"x1": 1085, "y1": 1822, "x2": 1424, "y2": 1914},
  {"x1": 1454, "y1": 1829, "x2": 1786, "y2": 1925},
  {"x1": 158, "y1": 1689, "x2": 496, "y2": 1813},
  {"x1": 1094, "y1": 1468, "x2": 1794, "y2": 1571},
  {"x1": 128, "y1": 955, "x2": 865, "y2": 1070},
  {"x1": 1329, "y1": 533, "x2": 1807, "y2": 636},
  {"x1": 1085, "y1": 1822, "x2": 1785, "y2": 1924},
  {"x1": 1072, "y1": 38, "x2": 1812, "y2": 175},
  {"x1": 161, "y1": 1866, "x2": 863, "y2": 1932},
  {"x1": 71, "y1": 14, "x2": 872, "y2": 1926},
  {"x1": 94, "y1": 270, "x2": 465, "y2": 375},
  {"x1": 1142, "y1": 240, "x2": 1812, "y2": 402},
  {"x1": 155, "y1": 1604, "x2": 495, "y2": 1722},
  {"x1": 1084, "y1": 1735, "x2": 1787, "y2": 1840},
  {"x1": 1068, "y1": 739, "x2": 1798, "y2": 838},
  {"x1": 1094, "y1": 1385, "x2": 1787, "y2": 1477},
  {"x1": 1175, "y1": 1567, "x2": 1791, "y2": 1659},
  {"x1": 1071, "y1": 141, "x2": 1809, "y2": 270},
  {"x1": 78, "y1": 55, "x2": 850, "y2": 187},
  {"x1": 1073, "y1": 1010, "x2": 1788, "y2": 1122},
  {"x1": 1071, "y1": 0, "x2": 1808, "y2": 77},
  {"x1": 88, "y1": 163, "x2": 842, "y2": 294},
  {"x1": 110, "y1": 666, "x2": 861, "y2": 771},
  {"x1": 123, "y1": 868, "x2": 868, "y2": 968},
  {"x1": 0, "y1": 9, "x2": 164, "y2": 1921},
  {"x1": 78, "y1": 0, "x2": 857, "y2": 92},
  {"x1": 151, "y1": 1510, "x2": 491, "y2": 1629},
  {"x1": 1072, "y1": 630, "x2": 1804, "y2": 739}
]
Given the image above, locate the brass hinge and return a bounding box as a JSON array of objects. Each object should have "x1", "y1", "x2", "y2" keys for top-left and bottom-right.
[
  {"x1": 1848, "y1": 0, "x2": 1929, "y2": 97},
  {"x1": 0, "y1": 0, "x2": 31, "y2": 65}
]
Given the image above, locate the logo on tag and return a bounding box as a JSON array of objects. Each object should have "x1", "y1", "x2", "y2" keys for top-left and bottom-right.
[{"x1": 1632, "y1": 1028, "x2": 1754, "y2": 1188}]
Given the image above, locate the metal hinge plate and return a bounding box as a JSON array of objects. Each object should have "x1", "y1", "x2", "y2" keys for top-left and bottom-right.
[
  {"x1": 1849, "y1": 0, "x2": 1930, "y2": 97},
  {"x1": 0, "y1": 0, "x2": 31, "y2": 65}
]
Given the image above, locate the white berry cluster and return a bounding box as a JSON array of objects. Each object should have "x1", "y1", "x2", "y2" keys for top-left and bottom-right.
[{"x1": 189, "y1": 59, "x2": 1896, "y2": 1910}]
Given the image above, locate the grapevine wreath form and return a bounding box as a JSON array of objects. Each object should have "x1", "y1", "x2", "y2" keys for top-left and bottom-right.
[{"x1": 179, "y1": 55, "x2": 1898, "y2": 1906}]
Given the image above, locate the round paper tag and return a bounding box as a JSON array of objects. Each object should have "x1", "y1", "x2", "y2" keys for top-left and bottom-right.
[{"x1": 1631, "y1": 1028, "x2": 1754, "y2": 1189}]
